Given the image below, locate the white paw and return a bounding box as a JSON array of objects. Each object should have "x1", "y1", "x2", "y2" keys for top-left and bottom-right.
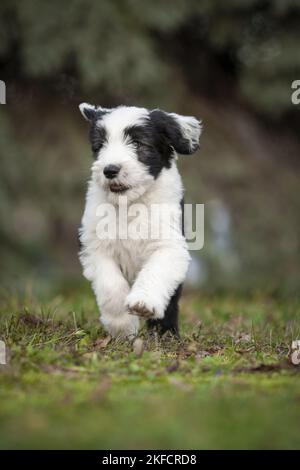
[
  {"x1": 125, "y1": 291, "x2": 164, "y2": 320},
  {"x1": 100, "y1": 312, "x2": 140, "y2": 339}
]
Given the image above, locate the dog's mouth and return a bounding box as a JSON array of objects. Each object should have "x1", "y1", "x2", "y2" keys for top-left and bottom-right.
[{"x1": 109, "y1": 183, "x2": 131, "y2": 194}]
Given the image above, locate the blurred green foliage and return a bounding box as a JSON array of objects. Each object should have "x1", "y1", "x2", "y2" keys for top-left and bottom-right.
[{"x1": 1, "y1": 0, "x2": 300, "y2": 112}]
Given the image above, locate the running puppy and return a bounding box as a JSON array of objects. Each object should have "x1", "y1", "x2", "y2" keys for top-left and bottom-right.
[{"x1": 79, "y1": 104, "x2": 201, "y2": 338}]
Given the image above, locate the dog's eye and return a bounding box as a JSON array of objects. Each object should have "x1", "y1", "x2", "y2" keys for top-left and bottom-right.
[
  {"x1": 131, "y1": 140, "x2": 143, "y2": 150},
  {"x1": 91, "y1": 137, "x2": 107, "y2": 155},
  {"x1": 92, "y1": 144, "x2": 101, "y2": 154},
  {"x1": 90, "y1": 126, "x2": 107, "y2": 156}
]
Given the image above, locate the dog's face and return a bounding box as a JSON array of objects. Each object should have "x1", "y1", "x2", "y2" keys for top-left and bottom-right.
[{"x1": 79, "y1": 104, "x2": 201, "y2": 203}]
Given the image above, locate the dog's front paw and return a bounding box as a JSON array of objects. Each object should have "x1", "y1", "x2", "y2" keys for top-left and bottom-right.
[
  {"x1": 127, "y1": 301, "x2": 156, "y2": 319},
  {"x1": 125, "y1": 292, "x2": 164, "y2": 320}
]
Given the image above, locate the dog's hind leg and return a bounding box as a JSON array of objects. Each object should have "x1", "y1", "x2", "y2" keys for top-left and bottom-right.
[{"x1": 147, "y1": 284, "x2": 182, "y2": 337}]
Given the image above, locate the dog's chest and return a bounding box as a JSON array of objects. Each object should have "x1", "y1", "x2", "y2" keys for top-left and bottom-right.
[
  {"x1": 99, "y1": 208, "x2": 155, "y2": 284},
  {"x1": 115, "y1": 238, "x2": 147, "y2": 284}
]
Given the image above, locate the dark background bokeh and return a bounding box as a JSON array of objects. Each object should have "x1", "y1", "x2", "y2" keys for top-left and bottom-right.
[{"x1": 1, "y1": 0, "x2": 300, "y2": 295}]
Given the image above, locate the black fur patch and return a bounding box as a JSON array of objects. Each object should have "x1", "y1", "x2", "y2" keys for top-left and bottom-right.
[
  {"x1": 150, "y1": 109, "x2": 198, "y2": 155},
  {"x1": 147, "y1": 284, "x2": 182, "y2": 336},
  {"x1": 82, "y1": 105, "x2": 108, "y2": 122},
  {"x1": 82, "y1": 106, "x2": 109, "y2": 157},
  {"x1": 147, "y1": 198, "x2": 185, "y2": 337},
  {"x1": 124, "y1": 121, "x2": 175, "y2": 178},
  {"x1": 89, "y1": 124, "x2": 107, "y2": 157},
  {"x1": 122, "y1": 109, "x2": 199, "y2": 178}
]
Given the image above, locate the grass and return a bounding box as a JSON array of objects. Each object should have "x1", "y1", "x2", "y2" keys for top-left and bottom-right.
[{"x1": 0, "y1": 282, "x2": 300, "y2": 449}]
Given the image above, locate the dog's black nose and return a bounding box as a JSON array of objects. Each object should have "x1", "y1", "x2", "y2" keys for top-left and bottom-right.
[{"x1": 103, "y1": 164, "x2": 121, "y2": 179}]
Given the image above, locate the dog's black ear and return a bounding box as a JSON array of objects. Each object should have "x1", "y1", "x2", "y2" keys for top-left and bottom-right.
[
  {"x1": 79, "y1": 102, "x2": 108, "y2": 122},
  {"x1": 150, "y1": 109, "x2": 202, "y2": 155},
  {"x1": 79, "y1": 103, "x2": 97, "y2": 121}
]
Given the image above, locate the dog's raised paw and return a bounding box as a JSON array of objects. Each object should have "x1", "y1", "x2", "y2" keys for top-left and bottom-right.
[
  {"x1": 127, "y1": 302, "x2": 156, "y2": 319},
  {"x1": 125, "y1": 291, "x2": 165, "y2": 319}
]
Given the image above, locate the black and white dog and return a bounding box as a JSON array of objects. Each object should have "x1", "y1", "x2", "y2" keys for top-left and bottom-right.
[{"x1": 79, "y1": 104, "x2": 201, "y2": 338}]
